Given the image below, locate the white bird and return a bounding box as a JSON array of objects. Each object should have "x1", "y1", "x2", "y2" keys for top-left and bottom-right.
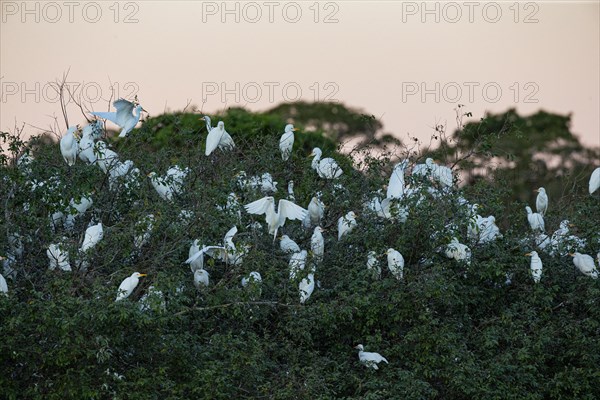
[
  {"x1": 311, "y1": 227, "x2": 325, "y2": 264},
  {"x1": 115, "y1": 272, "x2": 147, "y2": 301},
  {"x1": 236, "y1": 171, "x2": 278, "y2": 194},
  {"x1": 535, "y1": 187, "x2": 548, "y2": 216},
  {"x1": 525, "y1": 251, "x2": 543, "y2": 283},
  {"x1": 412, "y1": 158, "x2": 435, "y2": 178},
  {"x1": 570, "y1": 252, "x2": 598, "y2": 279},
  {"x1": 589, "y1": 167, "x2": 600, "y2": 194},
  {"x1": 94, "y1": 141, "x2": 119, "y2": 173},
  {"x1": 204, "y1": 119, "x2": 235, "y2": 156},
  {"x1": 133, "y1": 214, "x2": 155, "y2": 249},
  {"x1": 287, "y1": 181, "x2": 296, "y2": 202},
  {"x1": 259, "y1": 173, "x2": 278, "y2": 193},
  {"x1": 241, "y1": 271, "x2": 262, "y2": 287},
  {"x1": 216, "y1": 192, "x2": 242, "y2": 220},
  {"x1": 0, "y1": 270, "x2": 7, "y2": 294},
  {"x1": 148, "y1": 166, "x2": 189, "y2": 201},
  {"x1": 337, "y1": 211, "x2": 357, "y2": 241},
  {"x1": 289, "y1": 250, "x2": 308, "y2": 280},
  {"x1": 280, "y1": 235, "x2": 301, "y2": 254},
  {"x1": 81, "y1": 222, "x2": 103, "y2": 252},
  {"x1": 386, "y1": 248, "x2": 404, "y2": 280},
  {"x1": 355, "y1": 344, "x2": 388, "y2": 370},
  {"x1": 64, "y1": 194, "x2": 94, "y2": 230},
  {"x1": 299, "y1": 272, "x2": 315, "y2": 304},
  {"x1": 549, "y1": 220, "x2": 586, "y2": 256},
  {"x1": 244, "y1": 196, "x2": 308, "y2": 239},
  {"x1": 222, "y1": 226, "x2": 250, "y2": 266},
  {"x1": 366, "y1": 251, "x2": 381, "y2": 279},
  {"x1": 193, "y1": 269, "x2": 210, "y2": 289},
  {"x1": 186, "y1": 241, "x2": 226, "y2": 271},
  {"x1": 526, "y1": 206, "x2": 545, "y2": 232},
  {"x1": 138, "y1": 285, "x2": 166, "y2": 312},
  {"x1": 387, "y1": 160, "x2": 408, "y2": 199},
  {"x1": 47, "y1": 243, "x2": 72, "y2": 271},
  {"x1": 91, "y1": 98, "x2": 145, "y2": 138},
  {"x1": 78, "y1": 130, "x2": 97, "y2": 164},
  {"x1": 279, "y1": 124, "x2": 299, "y2": 161},
  {"x1": 60, "y1": 126, "x2": 79, "y2": 166},
  {"x1": 309, "y1": 147, "x2": 343, "y2": 179},
  {"x1": 303, "y1": 196, "x2": 325, "y2": 228},
  {"x1": 81, "y1": 120, "x2": 103, "y2": 140},
  {"x1": 445, "y1": 238, "x2": 472, "y2": 265}
]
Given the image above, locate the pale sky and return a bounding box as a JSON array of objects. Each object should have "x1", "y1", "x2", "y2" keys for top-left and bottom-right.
[{"x1": 1, "y1": 1, "x2": 598, "y2": 147}]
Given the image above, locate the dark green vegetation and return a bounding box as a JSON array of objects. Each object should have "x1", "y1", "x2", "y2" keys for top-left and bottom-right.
[{"x1": 1, "y1": 104, "x2": 599, "y2": 399}]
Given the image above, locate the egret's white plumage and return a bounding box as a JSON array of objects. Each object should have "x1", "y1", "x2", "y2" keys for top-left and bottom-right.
[
  {"x1": 445, "y1": 238, "x2": 472, "y2": 265},
  {"x1": 280, "y1": 235, "x2": 301, "y2": 254},
  {"x1": 64, "y1": 194, "x2": 93, "y2": 230},
  {"x1": 133, "y1": 214, "x2": 155, "y2": 249},
  {"x1": 81, "y1": 222, "x2": 103, "y2": 252},
  {"x1": 366, "y1": 251, "x2": 381, "y2": 279},
  {"x1": 279, "y1": 124, "x2": 298, "y2": 161},
  {"x1": 526, "y1": 206, "x2": 545, "y2": 232},
  {"x1": 47, "y1": 243, "x2": 72, "y2": 271},
  {"x1": 570, "y1": 252, "x2": 599, "y2": 279},
  {"x1": 387, "y1": 160, "x2": 408, "y2": 199},
  {"x1": 241, "y1": 271, "x2": 262, "y2": 287},
  {"x1": 148, "y1": 166, "x2": 189, "y2": 201},
  {"x1": 386, "y1": 248, "x2": 404, "y2": 280},
  {"x1": 60, "y1": 126, "x2": 79, "y2": 166},
  {"x1": 310, "y1": 148, "x2": 343, "y2": 179},
  {"x1": 289, "y1": 250, "x2": 308, "y2": 280},
  {"x1": 337, "y1": 211, "x2": 357, "y2": 241},
  {"x1": 186, "y1": 241, "x2": 226, "y2": 271},
  {"x1": 94, "y1": 141, "x2": 119, "y2": 173},
  {"x1": 116, "y1": 272, "x2": 147, "y2": 301},
  {"x1": 204, "y1": 120, "x2": 235, "y2": 155},
  {"x1": 299, "y1": 272, "x2": 315, "y2": 304},
  {"x1": 535, "y1": 187, "x2": 548, "y2": 216},
  {"x1": 287, "y1": 181, "x2": 296, "y2": 202},
  {"x1": 91, "y1": 99, "x2": 145, "y2": 138},
  {"x1": 355, "y1": 344, "x2": 388, "y2": 370},
  {"x1": 244, "y1": 196, "x2": 307, "y2": 239},
  {"x1": 0, "y1": 270, "x2": 7, "y2": 294},
  {"x1": 311, "y1": 227, "x2": 325, "y2": 264},
  {"x1": 194, "y1": 269, "x2": 210, "y2": 289},
  {"x1": 303, "y1": 196, "x2": 325, "y2": 228},
  {"x1": 525, "y1": 251, "x2": 542, "y2": 283},
  {"x1": 589, "y1": 167, "x2": 600, "y2": 194}
]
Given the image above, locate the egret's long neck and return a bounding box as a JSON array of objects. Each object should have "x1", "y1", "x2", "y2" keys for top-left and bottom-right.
[
  {"x1": 311, "y1": 153, "x2": 321, "y2": 170},
  {"x1": 204, "y1": 117, "x2": 212, "y2": 132}
]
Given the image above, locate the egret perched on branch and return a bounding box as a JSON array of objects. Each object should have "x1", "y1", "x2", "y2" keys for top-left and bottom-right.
[
  {"x1": 535, "y1": 187, "x2": 548, "y2": 216},
  {"x1": 309, "y1": 148, "x2": 343, "y2": 179},
  {"x1": 589, "y1": 167, "x2": 600, "y2": 194},
  {"x1": 445, "y1": 238, "x2": 471, "y2": 265},
  {"x1": 241, "y1": 271, "x2": 262, "y2": 287},
  {"x1": 569, "y1": 252, "x2": 599, "y2": 279},
  {"x1": 354, "y1": 344, "x2": 388, "y2": 370},
  {"x1": 94, "y1": 141, "x2": 119, "y2": 173},
  {"x1": 147, "y1": 166, "x2": 189, "y2": 201},
  {"x1": 525, "y1": 251, "x2": 542, "y2": 283},
  {"x1": 385, "y1": 248, "x2": 404, "y2": 280},
  {"x1": 47, "y1": 243, "x2": 72, "y2": 271},
  {"x1": 203, "y1": 118, "x2": 235, "y2": 156},
  {"x1": 280, "y1": 235, "x2": 301, "y2": 255},
  {"x1": 186, "y1": 240, "x2": 226, "y2": 271},
  {"x1": 194, "y1": 269, "x2": 210, "y2": 289},
  {"x1": 91, "y1": 98, "x2": 146, "y2": 138},
  {"x1": 115, "y1": 272, "x2": 147, "y2": 301},
  {"x1": 526, "y1": 206, "x2": 545, "y2": 232},
  {"x1": 236, "y1": 171, "x2": 278, "y2": 194},
  {"x1": 81, "y1": 222, "x2": 103, "y2": 252},
  {"x1": 279, "y1": 124, "x2": 299, "y2": 161},
  {"x1": 337, "y1": 211, "x2": 357, "y2": 241},
  {"x1": 303, "y1": 196, "x2": 325, "y2": 228},
  {"x1": 311, "y1": 227, "x2": 325, "y2": 264},
  {"x1": 387, "y1": 159, "x2": 408, "y2": 199},
  {"x1": 299, "y1": 272, "x2": 315, "y2": 304},
  {"x1": 289, "y1": 250, "x2": 308, "y2": 280},
  {"x1": 60, "y1": 126, "x2": 79, "y2": 166},
  {"x1": 64, "y1": 194, "x2": 94, "y2": 230},
  {"x1": 244, "y1": 196, "x2": 307, "y2": 240},
  {"x1": 133, "y1": 214, "x2": 155, "y2": 249}
]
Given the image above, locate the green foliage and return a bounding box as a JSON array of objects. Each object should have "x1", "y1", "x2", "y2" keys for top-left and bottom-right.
[{"x1": 1, "y1": 107, "x2": 599, "y2": 399}]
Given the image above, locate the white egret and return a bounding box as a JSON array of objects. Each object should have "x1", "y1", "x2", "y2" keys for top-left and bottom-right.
[
  {"x1": 535, "y1": 187, "x2": 548, "y2": 216},
  {"x1": 413, "y1": 158, "x2": 452, "y2": 187},
  {"x1": 412, "y1": 158, "x2": 435, "y2": 177},
  {"x1": 60, "y1": 126, "x2": 79, "y2": 166},
  {"x1": 78, "y1": 130, "x2": 96, "y2": 164},
  {"x1": 445, "y1": 238, "x2": 472, "y2": 265},
  {"x1": 91, "y1": 98, "x2": 145, "y2": 138},
  {"x1": 222, "y1": 226, "x2": 250, "y2": 266},
  {"x1": 367, "y1": 251, "x2": 382, "y2": 279},
  {"x1": 289, "y1": 250, "x2": 308, "y2": 280},
  {"x1": 203, "y1": 119, "x2": 235, "y2": 155},
  {"x1": 148, "y1": 166, "x2": 188, "y2": 201},
  {"x1": 94, "y1": 141, "x2": 119, "y2": 173},
  {"x1": 525, "y1": 251, "x2": 543, "y2": 283},
  {"x1": 387, "y1": 160, "x2": 408, "y2": 199},
  {"x1": 216, "y1": 192, "x2": 242, "y2": 221},
  {"x1": 64, "y1": 194, "x2": 94, "y2": 230},
  {"x1": 138, "y1": 286, "x2": 166, "y2": 312},
  {"x1": 236, "y1": 171, "x2": 278, "y2": 194},
  {"x1": 337, "y1": 211, "x2": 357, "y2": 241},
  {"x1": 81, "y1": 120, "x2": 103, "y2": 140},
  {"x1": 303, "y1": 196, "x2": 325, "y2": 228},
  {"x1": 0, "y1": 270, "x2": 7, "y2": 294},
  {"x1": 115, "y1": 272, "x2": 147, "y2": 301},
  {"x1": 287, "y1": 181, "x2": 295, "y2": 201},
  {"x1": 299, "y1": 272, "x2": 315, "y2": 304},
  {"x1": 241, "y1": 271, "x2": 262, "y2": 287},
  {"x1": 550, "y1": 220, "x2": 586, "y2": 256},
  {"x1": 81, "y1": 222, "x2": 103, "y2": 252},
  {"x1": 47, "y1": 243, "x2": 72, "y2": 271},
  {"x1": 279, "y1": 124, "x2": 299, "y2": 161},
  {"x1": 280, "y1": 235, "x2": 301, "y2": 254},
  {"x1": 526, "y1": 206, "x2": 545, "y2": 232},
  {"x1": 244, "y1": 196, "x2": 308, "y2": 239},
  {"x1": 589, "y1": 167, "x2": 600, "y2": 194},
  {"x1": 385, "y1": 248, "x2": 404, "y2": 280},
  {"x1": 569, "y1": 252, "x2": 599, "y2": 279},
  {"x1": 309, "y1": 148, "x2": 343, "y2": 179},
  {"x1": 133, "y1": 214, "x2": 155, "y2": 249},
  {"x1": 311, "y1": 227, "x2": 325, "y2": 264},
  {"x1": 259, "y1": 173, "x2": 278, "y2": 193},
  {"x1": 194, "y1": 269, "x2": 210, "y2": 289},
  {"x1": 355, "y1": 344, "x2": 388, "y2": 370},
  {"x1": 186, "y1": 241, "x2": 226, "y2": 271},
  {"x1": 478, "y1": 216, "x2": 502, "y2": 243}
]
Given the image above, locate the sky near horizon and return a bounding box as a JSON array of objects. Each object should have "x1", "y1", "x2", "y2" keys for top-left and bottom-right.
[{"x1": 1, "y1": 1, "x2": 598, "y2": 147}]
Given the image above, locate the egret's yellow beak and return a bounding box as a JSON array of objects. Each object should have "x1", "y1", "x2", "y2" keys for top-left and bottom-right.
[
  {"x1": 568, "y1": 253, "x2": 575, "y2": 257},
  {"x1": 308, "y1": 152, "x2": 315, "y2": 158},
  {"x1": 293, "y1": 128, "x2": 299, "y2": 132},
  {"x1": 569, "y1": 224, "x2": 575, "y2": 228},
  {"x1": 199, "y1": 117, "x2": 205, "y2": 121},
  {"x1": 525, "y1": 253, "x2": 532, "y2": 256},
  {"x1": 139, "y1": 273, "x2": 148, "y2": 277},
  {"x1": 146, "y1": 172, "x2": 153, "y2": 177}
]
